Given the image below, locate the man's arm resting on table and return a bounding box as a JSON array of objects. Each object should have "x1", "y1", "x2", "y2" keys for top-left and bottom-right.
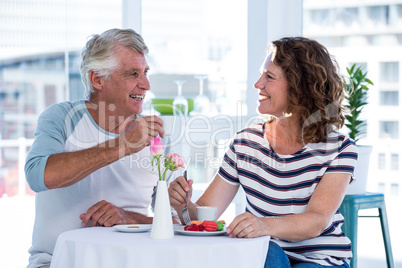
[{"x1": 80, "y1": 200, "x2": 179, "y2": 227}]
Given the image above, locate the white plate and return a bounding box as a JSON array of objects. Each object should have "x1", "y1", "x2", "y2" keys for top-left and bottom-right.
[
  {"x1": 174, "y1": 226, "x2": 227, "y2": 236},
  {"x1": 113, "y1": 224, "x2": 152, "y2": 233}
]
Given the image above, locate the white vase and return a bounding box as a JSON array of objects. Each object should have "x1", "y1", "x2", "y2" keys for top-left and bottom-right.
[{"x1": 151, "y1": 180, "x2": 174, "y2": 239}]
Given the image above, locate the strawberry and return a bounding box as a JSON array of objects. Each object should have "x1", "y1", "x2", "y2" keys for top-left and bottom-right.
[
  {"x1": 184, "y1": 224, "x2": 204, "y2": 232},
  {"x1": 189, "y1": 224, "x2": 200, "y2": 231}
]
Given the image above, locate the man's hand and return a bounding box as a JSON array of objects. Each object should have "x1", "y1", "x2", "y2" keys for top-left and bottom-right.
[
  {"x1": 119, "y1": 115, "x2": 164, "y2": 155},
  {"x1": 80, "y1": 200, "x2": 130, "y2": 227}
]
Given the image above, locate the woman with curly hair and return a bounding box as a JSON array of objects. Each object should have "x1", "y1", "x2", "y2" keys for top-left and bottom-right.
[{"x1": 169, "y1": 37, "x2": 357, "y2": 268}]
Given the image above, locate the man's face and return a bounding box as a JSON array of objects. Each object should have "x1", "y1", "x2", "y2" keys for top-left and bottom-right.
[{"x1": 99, "y1": 45, "x2": 150, "y2": 118}]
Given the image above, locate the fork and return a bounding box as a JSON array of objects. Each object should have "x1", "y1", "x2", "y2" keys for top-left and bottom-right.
[{"x1": 181, "y1": 170, "x2": 192, "y2": 226}]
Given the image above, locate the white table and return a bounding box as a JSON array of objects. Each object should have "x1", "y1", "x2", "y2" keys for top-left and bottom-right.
[{"x1": 50, "y1": 226, "x2": 270, "y2": 268}]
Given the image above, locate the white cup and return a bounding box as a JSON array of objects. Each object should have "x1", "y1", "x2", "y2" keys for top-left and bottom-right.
[
  {"x1": 159, "y1": 115, "x2": 176, "y2": 136},
  {"x1": 196, "y1": 206, "x2": 217, "y2": 221}
]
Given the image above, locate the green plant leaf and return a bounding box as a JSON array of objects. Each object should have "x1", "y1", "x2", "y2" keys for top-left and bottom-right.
[{"x1": 343, "y1": 64, "x2": 373, "y2": 142}]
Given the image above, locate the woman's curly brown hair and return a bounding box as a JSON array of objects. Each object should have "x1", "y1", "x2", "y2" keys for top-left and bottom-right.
[{"x1": 269, "y1": 37, "x2": 345, "y2": 144}]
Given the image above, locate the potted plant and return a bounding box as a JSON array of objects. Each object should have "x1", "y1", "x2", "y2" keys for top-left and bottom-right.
[{"x1": 343, "y1": 64, "x2": 373, "y2": 194}]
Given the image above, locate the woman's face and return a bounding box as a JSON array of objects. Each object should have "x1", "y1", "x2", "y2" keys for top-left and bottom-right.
[{"x1": 254, "y1": 54, "x2": 290, "y2": 117}]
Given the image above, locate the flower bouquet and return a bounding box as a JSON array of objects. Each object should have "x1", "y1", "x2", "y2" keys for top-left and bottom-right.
[{"x1": 150, "y1": 137, "x2": 185, "y2": 181}]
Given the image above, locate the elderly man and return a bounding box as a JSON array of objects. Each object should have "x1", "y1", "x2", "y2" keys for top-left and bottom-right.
[{"x1": 25, "y1": 28, "x2": 171, "y2": 268}]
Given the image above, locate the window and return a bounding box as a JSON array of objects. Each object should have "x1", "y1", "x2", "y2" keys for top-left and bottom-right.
[
  {"x1": 352, "y1": 62, "x2": 367, "y2": 71},
  {"x1": 0, "y1": 1, "x2": 122, "y2": 198},
  {"x1": 378, "y1": 153, "x2": 386, "y2": 170},
  {"x1": 142, "y1": 0, "x2": 247, "y2": 117},
  {"x1": 380, "y1": 91, "x2": 399, "y2": 106},
  {"x1": 0, "y1": 1, "x2": 122, "y2": 59},
  {"x1": 389, "y1": 4, "x2": 402, "y2": 26},
  {"x1": 380, "y1": 62, "x2": 399, "y2": 83},
  {"x1": 338, "y1": 8, "x2": 359, "y2": 28},
  {"x1": 379, "y1": 121, "x2": 399, "y2": 139},
  {"x1": 367, "y1": 5, "x2": 390, "y2": 26},
  {"x1": 378, "y1": 182, "x2": 386, "y2": 193},
  {"x1": 391, "y1": 153, "x2": 399, "y2": 170},
  {"x1": 391, "y1": 183, "x2": 399, "y2": 195},
  {"x1": 359, "y1": 120, "x2": 368, "y2": 140},
  {"x1": 0, "y1": 55, "x2": 82, "y2": 139},
  {"x1": 309, "y1": 9, "x2": 331, "y2": 28},
  {"x1": 141, "y1": 0, "x2": 248, "y2": 183}
]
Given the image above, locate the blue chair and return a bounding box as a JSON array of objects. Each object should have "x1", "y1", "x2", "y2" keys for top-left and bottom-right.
[{"x1": 339, "y1": 193, "x2": 394, "y2": 268}]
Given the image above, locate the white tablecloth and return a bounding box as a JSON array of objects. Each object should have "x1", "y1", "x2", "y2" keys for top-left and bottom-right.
[{"x1": 50, "y1": 226, "x2": 270, "y2": 268}]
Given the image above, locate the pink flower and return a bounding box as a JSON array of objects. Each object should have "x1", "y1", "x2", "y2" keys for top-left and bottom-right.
[
  {"x1": 165, "y1": 153, "x2": 185, "y2": 171},
  {"x1": 150, "y1": 137, "x2": 164, "y2": 156},
  {"x1": 150, "y1": 138, "x2": 185, "y2": 181}
]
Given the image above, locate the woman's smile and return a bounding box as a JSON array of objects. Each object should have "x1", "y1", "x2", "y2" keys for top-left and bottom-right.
[{"x1": 259, "y1": 94, "x2": 271, "y2": 101}]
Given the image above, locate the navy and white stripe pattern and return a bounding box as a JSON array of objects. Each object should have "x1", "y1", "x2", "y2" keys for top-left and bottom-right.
[{"x1": 218, "y1": 123, "x2": 357, "y2": 266}]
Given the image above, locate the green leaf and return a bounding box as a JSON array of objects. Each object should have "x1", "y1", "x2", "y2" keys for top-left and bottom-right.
[{"x1": 343, "y1": 64, "x2": 373, "y2": 142}]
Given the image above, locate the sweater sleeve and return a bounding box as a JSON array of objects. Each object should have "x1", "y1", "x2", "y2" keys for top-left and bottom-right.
[{"x1": 24, "y1": 103, "x2": 71, "y2": 192}]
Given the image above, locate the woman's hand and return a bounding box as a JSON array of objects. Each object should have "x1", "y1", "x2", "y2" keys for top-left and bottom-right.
[
  {"x1": 226, "y1": 212, "x2": 267, "y2": 238},
  {"x1": 168, "y1": 176, "x2": 193, "y2": 213}
]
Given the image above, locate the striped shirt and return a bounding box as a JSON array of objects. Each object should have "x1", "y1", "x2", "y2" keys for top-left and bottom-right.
[{"x1": 218, "y1": 123, "x2": 357, "y2": 266}]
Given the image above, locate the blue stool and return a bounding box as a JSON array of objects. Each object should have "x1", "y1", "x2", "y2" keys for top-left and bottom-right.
[{"x1": 339, "y1": 193, "x2": 394, "y2": 268}]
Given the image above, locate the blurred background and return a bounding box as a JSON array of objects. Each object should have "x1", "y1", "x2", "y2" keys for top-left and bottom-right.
[{"x1": 0, "y1": 0, "x2": 401, "y2": 267}]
